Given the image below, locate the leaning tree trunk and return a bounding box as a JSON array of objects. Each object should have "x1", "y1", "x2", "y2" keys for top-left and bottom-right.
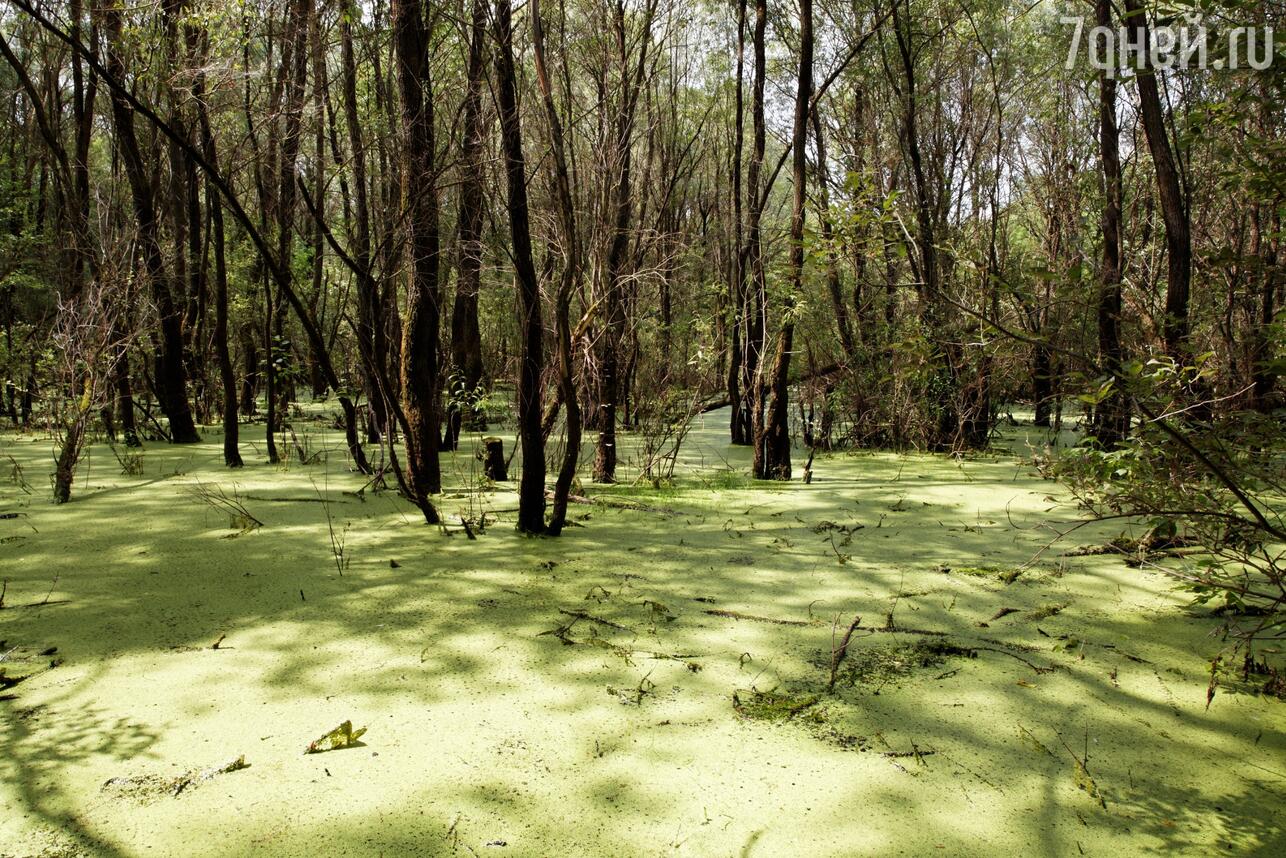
[{"x1": 1124, "y1": 0, "x2": 1191, "y2": 360}]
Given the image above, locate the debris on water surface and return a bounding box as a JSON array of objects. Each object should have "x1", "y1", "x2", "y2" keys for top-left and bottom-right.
[{"x1": 306, "y1": 720, "x2": 367, "y2": 754}]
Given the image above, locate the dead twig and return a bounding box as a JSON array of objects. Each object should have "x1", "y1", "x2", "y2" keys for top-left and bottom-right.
[{"x1": 827, "y1": 614, "x2": 863, "y2": 692}]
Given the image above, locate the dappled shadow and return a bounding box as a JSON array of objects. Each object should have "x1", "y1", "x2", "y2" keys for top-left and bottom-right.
[
  {"x1": 0, "y1": 662, "x2": 158, "y2": 856},
  {"x1": 1, "y1": 407, "x2": 1283, "y2": 855}
]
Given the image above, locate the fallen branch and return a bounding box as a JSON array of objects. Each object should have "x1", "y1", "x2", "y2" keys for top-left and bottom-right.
[
  {"x1": 827, "y1": 614, "x2": 863, "y2": 692},
  {"x1": 558, "y1": 609, "x2": 632, "y2": 632},
  {"x1": 704, "y1": 609, "x2": 816, "y2": 627}
]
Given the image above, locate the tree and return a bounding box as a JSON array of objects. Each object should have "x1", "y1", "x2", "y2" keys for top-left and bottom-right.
[
  {"x1": 391, "y1": 0, "x2": 444, "y2": 511},
  {"x1": 494, "y1": 0, "x2": 546, "y2": 534},
  {"x1": 753, "y1": 0, "x2": 813, "y2": 480}
]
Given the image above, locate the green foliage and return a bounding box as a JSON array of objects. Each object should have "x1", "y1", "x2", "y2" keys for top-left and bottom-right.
[{"x1": 1052, "y1": 404, "x2": 1285, "y2": 656}]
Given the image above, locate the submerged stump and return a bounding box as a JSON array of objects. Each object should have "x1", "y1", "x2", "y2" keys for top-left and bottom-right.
[{"x1": 480, "y1": 436, "x2": 507, "y2": 481}]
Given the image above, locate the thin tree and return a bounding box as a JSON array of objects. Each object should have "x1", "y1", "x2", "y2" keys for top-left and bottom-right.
[
  {"x1": 1093, "y1": 0, "x2": 1129, "y2": 445},
  {"x1": 753, "y1": 0, "x2": 812, "y2": 480},
  {"x1": 494, "y1": 0, "x2": 547, "y2": 534},
  {"x1": 391, "y1": 0, "x2": 445, "y2": 505}
]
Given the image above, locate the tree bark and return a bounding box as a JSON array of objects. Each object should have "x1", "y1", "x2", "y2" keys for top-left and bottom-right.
[
  {"x1": 1094, "y1": 0, "x2": 1130, "y2": 446},
  {"x1": 592, "y1": 0, "x2": 655, "y2": 483},
  {"x1": 532, "y1": 0, "x2": 583, "y2": 535},
  {"x1": 192, "y1": 27, "x2": 241, "y2": 467},
  {"x1": 392, "y1": 0, "x2": 444, "y2": 512},
  {"x1": 99, "y1": 0, "x2": 200, "y2": 444},
  {"x1": 810, "y1": 107, "x2": 855, "y2": 360},
  {"x1": 1251, "y1": 206, "x2": 1279, "y2": 410},
  {"x1": 735, "y1": 0, "x2": 767, "y2": 447},
  {"x1": 726, "y1": 0, "x2": 747, "y2": 444},
  {"x1": 754, "y1": 0, "x2": 811, "y2": 480},
  {"x1": 494, "y1": 0, "x2": 547, "y2": 534},
  {"x1": 447, "y1": 0, "x2": 489, "y2": 450},
  {"x1": 340, "y1": 0, "x2": 387, "y2": 444},
  {"x1": 1124, "y1": 0, "x2": 1191, "y2": 360}
]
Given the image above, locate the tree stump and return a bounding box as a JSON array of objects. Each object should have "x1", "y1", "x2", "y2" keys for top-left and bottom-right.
[{"x1": 480, "y1": 436, "x2": 507, "y2": 481}]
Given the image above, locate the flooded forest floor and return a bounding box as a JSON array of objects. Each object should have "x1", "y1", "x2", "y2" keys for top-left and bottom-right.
[{"x1": 2, "y1": 407, "x2": 1283, "y2": 856}]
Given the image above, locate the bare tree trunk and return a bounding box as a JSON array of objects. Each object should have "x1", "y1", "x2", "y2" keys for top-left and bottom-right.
[
  {"x1": 447, "y1": 0, "x2": 489, "y2": 451},
  {"x1": 726, "y1": 0, "x2": 746, "y2": 444},
  {"x1": 99, "y1": 0, "x2": 200, "y2": 444},
  {"x1": 192, "y1": 27, "x2": 241, "y2": 467},
  {"x1": 1094, "y1": 0, "x2": 1129, "y2": 446},
  {"x1": 239, "y1": 323, "x2": 258, "y2": 415},
  {"x1": 264, "y1": 275, "x2": 280, "y2": 463},
  {"x1": 495, "y1": 0, "x2": 546, "y2": 534},
  {"x1": 1251, "y1": 209, "x2": 1279, "y2": 410},
  {"x1": 735, "y1": 0, "x2": 766, "y2": 447},
  {"x1": 810, "y1": 107, "x2": 855, "y2": 360},
  {"x1": 592, "y1": 1, "x2": 655, "y2": 483},
  {"x1": 264, "y1": 0, "x2": 312, "y2": 463},
  {"x1": 392, "y1": 0, "x2": 444, "y2": 512},
  {"x1": 1032, "y1": 344, "x2": 1054, "y2": 427},
  {"x1": 891, "y1": 0, "x2": 958, "y2": 448},
  {"x1": 754, "y1": 0, "x2": 811, "y2": 480},
  {"x1": 532, "y1": 0, "x2": 582, "y2": 535},
  {"x1": 340, "y1": 0, "x2": 386, "y2": 444},
  {"x1": 1124, "y1": 0, "x2": 1191, "y2": 360}
]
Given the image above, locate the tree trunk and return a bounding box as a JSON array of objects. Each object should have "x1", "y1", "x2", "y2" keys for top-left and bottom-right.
[
  {"x1": 481, "y1": 436, "x2": 507, "y2": 482},
  {"x1": 1094, "y1": 0, "x2": 1130, "y2": 446},
  {"x1": 1251, "y1": 206, "x2": 1280, "y2": 410},
  {"x1": 340, "y1": 0, "x2": 386, "y2": 444},
  {"x1": 754, "y1": 0, "x2": 811, "y2": 480},
  {"x1": 1032, "y1": 343, "x2": 1053, "y2": 428},
  {"x1": 53, "y1": 420, "x2": 84, "y2": 504},
  {"x1": 495, "y1": 0, "x2": 546, "y2": 534},
  {"x1": 192, "y1": 26, "x2": 241, "y2": 468},
  {"x1": 240, "y1": 323, "x2": 258, "y2": 416},
  {"x1": 726, "y1": 0, "x2": 747, "y2": 444},
  {"x1": 735, "y1": 0, "x2": 767, "y2": 447},
  {"x1": 99, "y1": 0, "x2": 200, "y2": 444},
  {"x1": 392, "y1": 0, "x2": 444, "y2": 515},
  {"x1": 447, "y1": 0, "x2": 489, "y2": 450},
  {"x1": 532, "y1": 0, "x2": 583, "y2": 536},
  {"x1": 891, "y1": 0, "x2": 955, "y2": 448},
  {"x1": 209, "y1": 182, "x2": 240, "y2": 467},
  {"x1": 810, "y1": 107, "x2": 855, "y2": 360},
  {"x1": 592, "y1": 1, "x2": 653, "y2": 483},
  {"x1": 1124, "y1": 0, "x2": 1191, "y2": 360}
]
